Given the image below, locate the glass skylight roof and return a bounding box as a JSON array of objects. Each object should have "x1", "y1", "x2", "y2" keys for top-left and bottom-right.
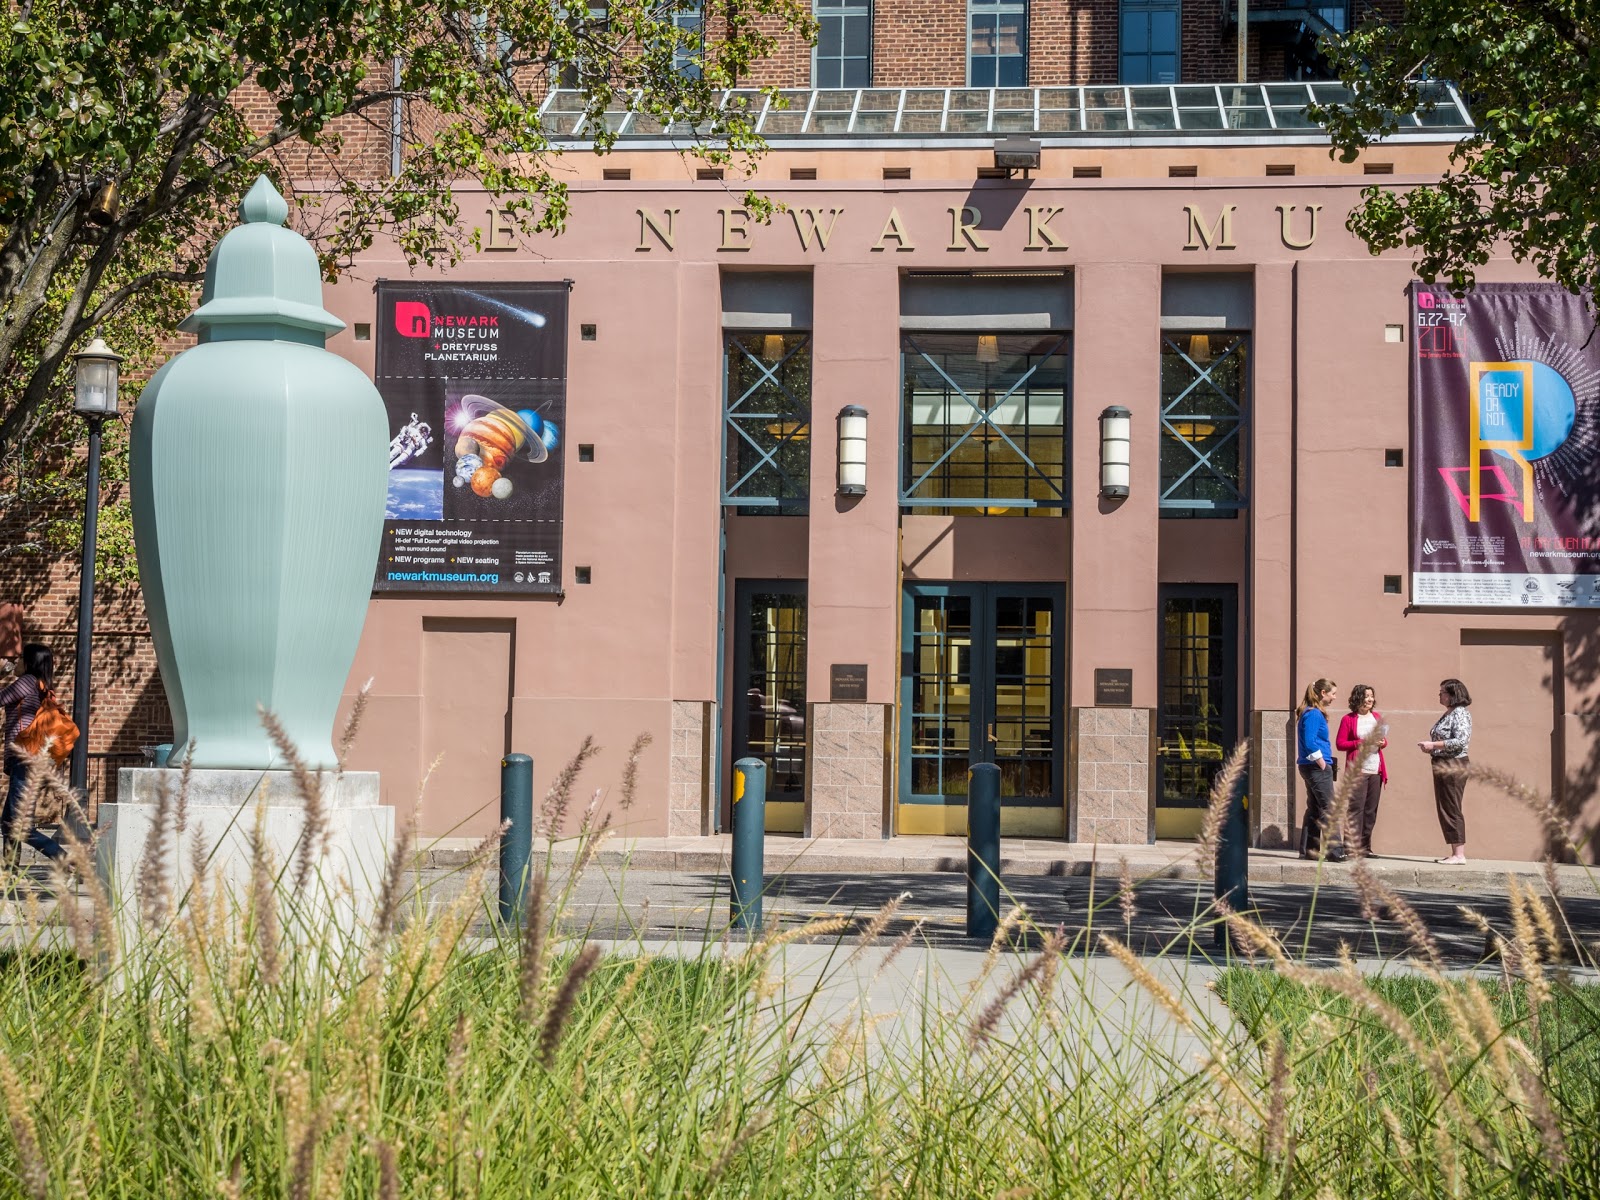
[{"x1": 537, "y1": 82, "x2": 1471, "y2": 142}]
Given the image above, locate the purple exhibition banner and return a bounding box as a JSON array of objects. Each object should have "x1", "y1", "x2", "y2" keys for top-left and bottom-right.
[
  {"x1": 1411, "y1": 282, "x2": 1600, "y2": 608},
  {"x1": 373, "y1": 281, "x2": 569, "y2": 594}
]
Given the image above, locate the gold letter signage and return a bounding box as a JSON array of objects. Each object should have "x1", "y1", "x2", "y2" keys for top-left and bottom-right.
[
  {"x1": 1276, "y1": 204, "x2": 1321, "y2": 250},
  {"x1": 636, "y1": 207, "x2": 679, "y2": 251},
  {"x1": 1184, "y1": 204, "x2": 1237, "y2": 251},
  {"x1": 1024, "y1": 206, "x2": 1068, "y2": 251}
]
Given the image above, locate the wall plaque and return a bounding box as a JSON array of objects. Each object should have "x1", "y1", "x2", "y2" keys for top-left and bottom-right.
[
  {"x1": 830, "y1": 663, "x2": 868, "y2": 702},
  {"x1": 1094, "y1": 668, "x2": 1133, "y2": 707}
]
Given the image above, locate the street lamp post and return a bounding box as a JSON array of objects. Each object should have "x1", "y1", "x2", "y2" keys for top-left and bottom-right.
[{"x1": 69, "y1": 337, "x2": 123, "y2": 799}]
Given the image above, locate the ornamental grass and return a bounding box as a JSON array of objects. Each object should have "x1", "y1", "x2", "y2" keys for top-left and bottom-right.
[{"x1": 0, "y1": 726, "x2": 1592, "y2": 1197}]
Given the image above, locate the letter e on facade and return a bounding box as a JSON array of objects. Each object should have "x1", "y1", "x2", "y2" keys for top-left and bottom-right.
[{"x1": 484, "y1": 207, "x2": 517, "y2": 251}]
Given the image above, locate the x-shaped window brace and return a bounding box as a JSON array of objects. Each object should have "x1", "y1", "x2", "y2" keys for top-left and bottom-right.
[
  {"x1": 724, "y1": 335, "x2": 811, "y2": 501},
  {"x1": 901, "y1": 334, "x2": 1069, "y2": 505},
  {"x1": 1159, "y1": 335, "x2": 1245, "y2": 506}
]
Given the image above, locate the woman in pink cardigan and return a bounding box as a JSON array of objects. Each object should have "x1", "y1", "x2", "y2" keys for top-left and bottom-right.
[{"x1": 1336, "y1": 684, "x2": 1388, "y2": 856}]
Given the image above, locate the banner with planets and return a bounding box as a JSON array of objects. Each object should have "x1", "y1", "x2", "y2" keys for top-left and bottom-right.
[
  {"x1": 1411, "y1": 282, "x2": 1600, "y2": 608},
  {"x1": 373, "y1": 281, "x2": 569, "y2": 593}
]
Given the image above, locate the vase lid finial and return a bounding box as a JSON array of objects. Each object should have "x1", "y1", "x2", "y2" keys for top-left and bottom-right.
[{"x1": 240, "y1": 175, "x2": 290, "y2": 227}]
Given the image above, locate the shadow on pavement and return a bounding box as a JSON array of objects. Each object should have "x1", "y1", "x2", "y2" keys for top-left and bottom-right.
[{"x1": 650, "y1": 871, "x2": 1600, "y2": 968}]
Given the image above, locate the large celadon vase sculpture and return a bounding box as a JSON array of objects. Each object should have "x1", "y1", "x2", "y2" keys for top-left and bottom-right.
[{"x1": 131, "y1": 176, "x2": 387, "y2": 769}]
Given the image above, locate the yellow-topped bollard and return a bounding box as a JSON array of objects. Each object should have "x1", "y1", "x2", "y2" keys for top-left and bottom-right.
[{"x1": 730, "y1": 758, "x2": 767, "y2": 931}]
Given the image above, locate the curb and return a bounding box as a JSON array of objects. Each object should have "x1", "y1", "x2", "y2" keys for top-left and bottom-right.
[{"x1": 412, "y1": 844, "x2": 1597, "y2": 896}]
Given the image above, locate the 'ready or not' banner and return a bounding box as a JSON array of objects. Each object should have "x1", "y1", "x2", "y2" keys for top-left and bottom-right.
[
  {"x1": 1412, "y1": 282, "x2": 1600, "y2": 608},
  {"x1": 374, "y1": 281, "x2": 569, "y2": 594}
]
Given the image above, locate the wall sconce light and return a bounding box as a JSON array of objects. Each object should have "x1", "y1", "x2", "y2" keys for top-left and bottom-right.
[
  {"x1": 1099, "y1": 405, "x2": 1131, "y2": 499},
  {"x1": 975, "y1": 334, "x2": 1000, "y2": 364},
  {"x1": 837, "y1": 405, "x2": 867, "y2": 495},
  {"x1": 760, "y1": 333, "x2": 786, "y2": 363}
]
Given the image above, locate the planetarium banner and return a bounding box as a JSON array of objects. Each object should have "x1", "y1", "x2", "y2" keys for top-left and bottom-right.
[
  {"x1": 1411, "y1": 282, "x2": 1600, "y2": 609},
  {"x1": 373, "y1": 281, "x2": 569, "y2": 594}
]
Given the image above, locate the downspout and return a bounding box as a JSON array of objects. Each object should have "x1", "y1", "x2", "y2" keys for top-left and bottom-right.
[{"x1": 391, "y1": 57, "x2": 404, "y2": 177}]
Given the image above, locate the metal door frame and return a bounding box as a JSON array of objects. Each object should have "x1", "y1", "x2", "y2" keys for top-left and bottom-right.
[{"x1": 898, "y1": 581, "x2": 1065, "y2": 818}]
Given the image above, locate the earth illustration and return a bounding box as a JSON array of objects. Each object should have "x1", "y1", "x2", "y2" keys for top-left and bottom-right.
[{"x1": 385, "y1": 469, "x2": 444, "y2": 520}]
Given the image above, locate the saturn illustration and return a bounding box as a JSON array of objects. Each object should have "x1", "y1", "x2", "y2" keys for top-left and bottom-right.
[{"x1": 446, "y1": 393, "x2": 560, "y2": 500}]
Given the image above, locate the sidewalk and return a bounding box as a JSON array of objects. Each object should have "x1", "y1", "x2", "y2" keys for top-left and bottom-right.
[{"x1": 417, "y1": 834, "x2": 1599, "y2": 895}]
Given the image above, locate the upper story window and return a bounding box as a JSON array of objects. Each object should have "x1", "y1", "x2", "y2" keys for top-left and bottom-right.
[
  {"x1": 724, "y1": 332, "x2": 811, "y2": 511},
  {"x1": 968, "y1": 0, "x2": 1027, "y2": 88},
  {"x1": 556, "y1": 3, "x2": 609, "y2": 88},
  {"x1": 1314, "y1": 2, "x2": 1349, "y2": 33},
  {"x1": 815, "y1": 0, "x2": 871, "y2": 89},
  {"x1": 1159, "y1": 332, "x2": 1247, "y2": 518},
  {"x1": 901, "y1": 332, "x2": 1068, "y2": 514},
  {"x1": 672, "y1": 0, "x2": 704, "y2": 79},
  {"x1": 1120, "y1": 0, "x2": 1179, "y2": 86}
]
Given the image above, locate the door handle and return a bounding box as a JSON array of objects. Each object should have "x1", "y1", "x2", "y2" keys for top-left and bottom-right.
[{"x1": 987, "y1": 723, "x2": 997, "y2": 744}]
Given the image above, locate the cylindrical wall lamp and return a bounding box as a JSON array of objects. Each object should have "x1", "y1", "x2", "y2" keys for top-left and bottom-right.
[
  {"x1": 1099, "y1": 405, "x2": 1131, "y2": 499},
  {"x1": 837, "y1": 405, "x2": 868, "y2": 496}
]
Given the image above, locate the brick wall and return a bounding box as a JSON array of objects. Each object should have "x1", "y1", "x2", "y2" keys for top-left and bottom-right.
[
  {"x1": 872, "y1": 0, "x2": 968, "y2": 87},
  {"x1": 738, "y1": 0, "x2": 1366, "y2": 91},
  {"x1": 1030, "y1": 0, "x2": 1120, "y2": 87}
]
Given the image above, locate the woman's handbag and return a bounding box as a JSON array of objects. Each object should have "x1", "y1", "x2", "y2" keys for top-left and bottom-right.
[{"x1": 14, "y1": 686, "x2": 79, "y2": 765}]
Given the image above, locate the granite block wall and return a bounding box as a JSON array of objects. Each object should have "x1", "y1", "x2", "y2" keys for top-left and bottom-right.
[
  {"x1": 808, "y1": 702, "x2": 888, "y2": 839},
  {"x1": 1070, "y1": 706, "x2": 1153, "y2": 844},
  {"x1": 669, "y1": 700, "x2": 709, "y2": 836}
]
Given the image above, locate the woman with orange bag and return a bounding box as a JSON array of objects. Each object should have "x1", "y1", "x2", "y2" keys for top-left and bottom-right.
[{"x1": 0, "y1": 644, "x2": 66, "y2": 863}]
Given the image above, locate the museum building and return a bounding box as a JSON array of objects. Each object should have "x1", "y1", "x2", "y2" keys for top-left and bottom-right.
[{"x1": 303, "y1": 55, "x2": 1600, "y2": 868}]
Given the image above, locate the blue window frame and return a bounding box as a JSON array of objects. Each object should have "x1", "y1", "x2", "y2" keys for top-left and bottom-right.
[
  {"x1": 1120, "y1": 0, "x2": 1179, "y2": 86},
  {"x1": 1159, "y1": 332, "x2": 1247, "y2": 517},
  {"x1": 723, "y1": 332, "x2": 811, "y2": 510},
  {"x1": 968, "y1": 0, "x2": 1027, "y2": 88},
  {"x1": 901, "y1": 332, "x2": 1068, "y2": 513},
  {"x1": 1314, "y1": 2, "x2": 1349, "y2": 33},
  {"x1": 899, "y1": 583, "x2": 1064, "y2": 830},
  {"x1": 672, "y1": 0, "x2": 703, "y2": 78},
  {"x1": 815, "y1": 0, "x2": 871, "y2": 88}
]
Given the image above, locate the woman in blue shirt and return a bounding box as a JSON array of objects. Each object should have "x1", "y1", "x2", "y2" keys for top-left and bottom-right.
[{"x1": 1295, "y1": 677, "x2": 1345, "y2": 862}]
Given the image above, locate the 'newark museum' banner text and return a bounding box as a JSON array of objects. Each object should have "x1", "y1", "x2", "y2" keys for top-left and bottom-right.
[
  {"x1": 1411, "y1": 282, "x2": 1600, "y2": 608},
  {"x1": 374, "y1": 281, "x2": 569, "y2": 594}
]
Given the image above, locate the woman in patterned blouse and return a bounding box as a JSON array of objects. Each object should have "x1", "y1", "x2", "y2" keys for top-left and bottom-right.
[{"x1": 1416, "y1": 678, "x2": 1472, "y2": 864}]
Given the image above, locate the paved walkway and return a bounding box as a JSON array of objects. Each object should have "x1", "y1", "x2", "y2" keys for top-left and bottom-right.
[{"x1": 419, "y1": 834, "x2": 1600, "y2": 895}]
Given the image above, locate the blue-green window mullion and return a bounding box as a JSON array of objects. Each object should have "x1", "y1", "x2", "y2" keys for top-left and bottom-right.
[{"x1": 723, "y1": 332, "x2": 811, "y2": 510}]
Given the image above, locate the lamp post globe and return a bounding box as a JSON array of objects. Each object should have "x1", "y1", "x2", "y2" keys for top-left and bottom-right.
[
  {"x1": 73, "y1": 337, "x2": 123, "y2": 418},
  {"x1": 68, "y1": 336, "x2": 123, "y2": 802}
]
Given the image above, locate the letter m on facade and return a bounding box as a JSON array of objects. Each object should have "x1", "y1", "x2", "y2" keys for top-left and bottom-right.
[{"x1": 1184, "y1": 205, "x2": 1237, "y2": 251}]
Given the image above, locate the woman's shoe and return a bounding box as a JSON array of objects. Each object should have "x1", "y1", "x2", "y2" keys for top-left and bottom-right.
[{"x1": 1434, "y1": 855, "x2": 1467, "y2": 865}]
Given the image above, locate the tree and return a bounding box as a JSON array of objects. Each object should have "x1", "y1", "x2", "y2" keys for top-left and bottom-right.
[
  {"x1": 1314, "y1": 4, "x2": 1600, "y2": 295},
  {"x1": 0, "y1": 0, "x2": 813, "y2": 458}
]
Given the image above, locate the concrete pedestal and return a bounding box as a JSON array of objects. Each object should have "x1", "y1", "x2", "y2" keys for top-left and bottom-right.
[{"x1": 98, "y1": 768, "x2": 392, "y2": 937}]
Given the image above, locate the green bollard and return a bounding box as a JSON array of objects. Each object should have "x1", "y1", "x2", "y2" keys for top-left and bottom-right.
[
  {"x1": 499, "y1": 753, "x2": 534, "y2": 925},
  {"x1": 967, "y1": 762, "x2": 1002, "y2": 939},
  {"x1": 1213, "y1": 772, "x2": 1250, "y2": 951},
  {"x1": 730, "y1": 758, "x2": 767, "y2": 931}
]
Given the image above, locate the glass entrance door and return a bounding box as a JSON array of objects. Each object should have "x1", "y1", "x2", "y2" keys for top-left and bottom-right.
[
  {"x1": 1156, "y1": 585, "x2": 1238, "y2": 839},
  {"x1": 730, "y1": 581, "x2": 807, "y2": 834},
  {"x1": 899, "y1": 584, "x2": 1064, "y2": 836}
]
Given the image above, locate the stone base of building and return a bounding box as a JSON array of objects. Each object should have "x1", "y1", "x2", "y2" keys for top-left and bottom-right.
[
  {"x1": 668, "y1": 701, "x2": 711, "y2": 837},
  {"x1": 100, "y1": 768, "x2": 392, "y2": 938},
  {"x1": 1251, "y1": 709, "x2": 1294, "y2": 849},
  {"x1": 808, "y1": 702, "x2": 889, "y2": 839},
  {"x1": 1068, "y1": 707, "x2": 1154, "y2": 844}
]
